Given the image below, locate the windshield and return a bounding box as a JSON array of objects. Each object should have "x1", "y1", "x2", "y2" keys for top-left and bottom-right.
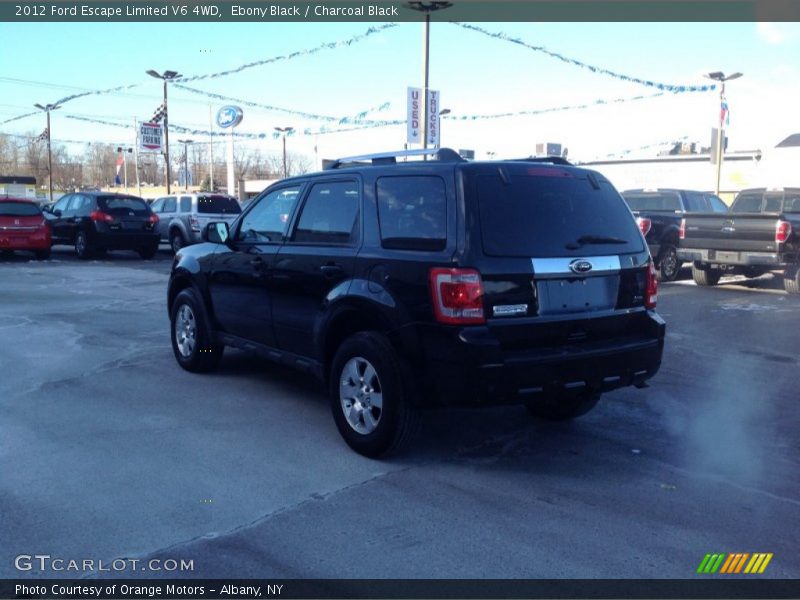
[
  {"x1": 622, "y1": 192, "x2": 682, "y2": 212},
  {"x1": 197, "y1": 195, "x2": 241, "y2": 214},
  {"x1": 0, "y1": 201, "x2": 41, "y2": 217},
  {"x1": 475, "y1": 166, "x2": 644, "y2": 258}
]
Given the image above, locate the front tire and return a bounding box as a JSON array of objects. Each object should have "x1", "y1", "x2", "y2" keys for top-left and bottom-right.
[
  {"x1": 526, "y1": 392, "x2": 601, "y2": 421},
  {"x1": 692, "y1": 264, "x2": 721, "y2": 286},
  {"x1": 329, "y1": 332, "x2": 419, "y2": 458},
  {"x1": 138, "y1": 244, "x2": 158, "y2": 259},
  {"x1": 75, "y1": 231, "x2": 92, "y2": 259},
  {"x1": 170, "y1": 288, "x2": 224, "y2": 373},
  {"x1": 656, "y1": 244, "x2": 681, "y2": 282}
]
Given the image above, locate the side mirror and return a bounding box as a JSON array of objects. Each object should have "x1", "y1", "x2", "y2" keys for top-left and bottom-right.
[
  {"x1": 203, "y1": 221, "x2": 230, "y2": 244},
  {"x1": 53, "y1": 209, "x2": 62, "y2": 217}
]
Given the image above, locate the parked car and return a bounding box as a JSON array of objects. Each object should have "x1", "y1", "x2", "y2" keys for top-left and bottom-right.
[
  {"x1": 0, "y1": 197, "x2": 51, "y2": 260},
  {"x1": 167, "y1": 149, "x2": 665, "y2": 457},
  {"x1": 150, "y1": 193, "x2": 241, "y2": 253},
  {"x1": 621, "y1": 188, "x2": 728, "y2": 281},
  {"x1": 44, "y1": 192, "x2": 159, "y2": 259},
  {"x1": 677, "y1": 187, "x2": 800, "y2": 293}
]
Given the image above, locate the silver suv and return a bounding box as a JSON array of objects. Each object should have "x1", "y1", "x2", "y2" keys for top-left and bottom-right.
[{"x1": 150, "y1": 193, "x2": 242, "y2": 253}]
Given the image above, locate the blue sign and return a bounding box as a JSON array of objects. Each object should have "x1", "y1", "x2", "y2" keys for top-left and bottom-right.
[{"x1": 216, "y1": 105, "x2": 243, "y2": 129}]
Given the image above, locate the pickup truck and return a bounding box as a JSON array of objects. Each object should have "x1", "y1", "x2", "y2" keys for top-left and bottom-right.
[
  {"x1": 677, "y1": 187, "x2": 800, "y2": 293},
  {"x1": 621, "y1": 189, "x2": 728, "y2": 281}
]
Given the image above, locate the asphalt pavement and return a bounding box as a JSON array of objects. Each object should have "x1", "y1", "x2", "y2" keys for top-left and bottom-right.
[{"x1": 1, "y1": 248, "x2": 798, "y2": 580}]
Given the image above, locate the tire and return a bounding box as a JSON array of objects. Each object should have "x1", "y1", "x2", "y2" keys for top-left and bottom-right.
[
  {"x1": 692, "y1": 264, "x2": 721, "y2": 286},
  {"x1": 526, "y1": 392, "x2": 601, "y2": 421},
  {"x1": 75, "y1": 231, "x2": 92, "y2": 259},
  {"x1": 784, "y1": 265, "x2": 800, "y2": 295},
  {"x1": 35, "y1": 249, "x2": 51, "y2": 260},
  {"x1": 170, "y1": 288, "x2": 224, "y2": 373},
  {"x1": 656, "y1": 244, "x2": 681, "y2": 282},
  {"x1": 1, "y1": 250, "x2": 14, "y2": 258},
  {"x1": 170, "y1": 230, "x2": 185, "y2": 254},
  {"x1": 329, "y1": 332, "x2": 420, "y2": 458},
  {"x1": 138, "y1": 244, "x2": 158, "y2": 259}
]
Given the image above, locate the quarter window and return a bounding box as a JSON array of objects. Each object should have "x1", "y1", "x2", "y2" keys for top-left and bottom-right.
[{"x1": 376, "y1": 176, "x2": 446, "y2": 251}]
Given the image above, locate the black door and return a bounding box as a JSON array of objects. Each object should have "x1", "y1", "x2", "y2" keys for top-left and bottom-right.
[
  {"x1": 272, "y1": 178, "x2": 361, "y2": 359},
  {"x1": 48, "y1": 194, "x2": 74, "y2": 243},
  {"x1": 207, "y1": 184, "x2": 303, "y2": 346}
]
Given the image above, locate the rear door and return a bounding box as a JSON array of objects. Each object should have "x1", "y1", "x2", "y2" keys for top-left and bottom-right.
[{"x1": 271, "y1": 178, "x2": 361, "y2": 359}]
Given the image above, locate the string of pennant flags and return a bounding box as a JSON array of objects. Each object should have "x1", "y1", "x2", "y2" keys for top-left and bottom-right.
[
  {"x1": 452, "y1": 22, "x2": 717, "y2": 94},
  {"x1": 595, "y1": 135, "x2": 692, "y2": 160},
  {"x1": 172, "y1": 84, "x2": 392, "y2": 123}
]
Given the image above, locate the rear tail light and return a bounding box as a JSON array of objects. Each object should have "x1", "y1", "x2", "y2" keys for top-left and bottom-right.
[
  {"x1": 644, "y1": 261, "x2": 658, "y2": 310},
  {"x1": 776, "y1": 220, "x2": 792, "y2": 244},
  {"x1": 429, "y1": 267, "x2": 485, "y2": 325},
  {"x1": 148, "y1": 213, "x2": 159, "y2": 224},
  {"x1": 90, "y1": 211, "x2": 114, "y2": 223},
  {"x1": 189, "y1": 215, "x2": 200, "y2": 232},
  {"x1": 636, "y1": 216, "x2": 652, "y2": 237},
  {"x1": 679, "y1": 218, "x2": 686, "y2": 240}
]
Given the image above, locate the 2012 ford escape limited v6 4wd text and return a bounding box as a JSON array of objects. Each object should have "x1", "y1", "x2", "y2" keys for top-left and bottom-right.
[{"x1": 167, "y1": 149, "x2": 665, "y2": 457}]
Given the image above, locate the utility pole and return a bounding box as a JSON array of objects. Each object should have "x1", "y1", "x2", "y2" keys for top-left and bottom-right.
[
  {"x1": 34, "y1": 102, "x2": 61, "y2": 202},
  {"x1": 146, "y1": 69, "x2": 182, "y2": 193},
  {"x1": 704, "y1": 71, "x2": 742, "y2": 196}
]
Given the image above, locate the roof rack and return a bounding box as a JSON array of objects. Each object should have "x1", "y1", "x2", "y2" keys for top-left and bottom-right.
[
  {"x1": 510, "y1": 155, "x2": 573, "y2": 166},
  {"x1": 323, "y1": 147, "x2": 465, "y2": 170}
]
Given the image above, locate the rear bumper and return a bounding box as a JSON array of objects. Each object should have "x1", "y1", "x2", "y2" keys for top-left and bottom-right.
[
  {"x1": 408, "y1": 311, "x2": 666, "y2": 407},
  {"x1": 677, "y1": 248, "x2": 789, "y2": 267},
  {"x1": 0, "y1": 230, "x2": 50, "y2": 250},
  {"x1": 92, "y1": 232, "x2": 159, "y2": 249}
]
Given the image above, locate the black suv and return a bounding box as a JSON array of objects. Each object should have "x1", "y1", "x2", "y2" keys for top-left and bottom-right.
[
  {"x1": 167, "y1": 149, "x2": 665, "y2": 457},
  {"x1": 45, "y1": 192, "x2": 160, "y2": 259}
]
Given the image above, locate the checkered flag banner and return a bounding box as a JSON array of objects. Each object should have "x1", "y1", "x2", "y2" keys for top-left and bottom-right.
[
  {"x1": 150, "y1": 102, "x2": 167, "y2": 123},
  {"x1": 34, "y1": 128, "x2": 49, "y2": 142}
]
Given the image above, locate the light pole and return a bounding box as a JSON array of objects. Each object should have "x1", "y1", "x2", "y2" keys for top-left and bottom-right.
[
  {"x1": 177, "y1": 139, "x2": 194, "y2": 191},
  {"x1": 274, "y1": 127, "x2": 294, "y2": 178},
  {"x1": 406, "y1": 1, "x2": 452, "y2": 152},
  {"x1": 146, "y1": 69, "x2": 182, "y2": 193},
  {"x1": 34, "y1": 102, "x2": 61, "y2": 202},
  {"x1": 704, "y1": 71, "x2": 742, "y2": 196},
  {"x1": 436, "y1": 108, "x2": 451, "y2": 148}
]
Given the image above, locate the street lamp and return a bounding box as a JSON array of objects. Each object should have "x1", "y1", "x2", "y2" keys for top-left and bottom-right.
[
  {"x1": 274, "y1": 127, "x2": 294, "y2": 178},
  {"x1": 704, "y1": 71, "x2": 742, "y2": 196},
  {"x1": 406, "y1": 1, "x2": 452, "y2": 152},
  {"x1": 436, "y1": 108, "x2": 451, "y2": 148},
  {"x1": 34, "y1": 102, "x2": 61, "y2": 203},
  {"x1": 177, "y1": 139, "x2": 194, "y2": 191},
  {"x1": 146, "y1": 69, "x2": 182, "y2": 193}
]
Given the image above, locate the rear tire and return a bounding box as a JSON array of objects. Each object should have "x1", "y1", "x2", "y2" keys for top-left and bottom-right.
[
  {"x1": 138, "y1": 244, "x2": 158, "y2": 259},
  {"x1": 170, "y1": 230, "x2": 185, "y2": 254},
  {"x1": 170, "y1": 288, "x2": 224, "y2": 373},
  {"x1": 692, "y1": 264, "x2": 721, "y2": 286},
  {"x1": 75, "y1": 231, "x2": 92, "y2": 259},
  {"x1": 784, "y1": 264, "x2": 800, "y2": 295},
  {"x1": 526, "y1": 392, "x2": 601, "y2": 421},
  {"x1": 329, "y1": 332, "x2": 419, "y2": 458},
  {"x1": 35, "y1": 249, "x2": 51, "y2": 260},
  {"x1": 656, "y1": 244, "x2": 681, "y2": 282}
]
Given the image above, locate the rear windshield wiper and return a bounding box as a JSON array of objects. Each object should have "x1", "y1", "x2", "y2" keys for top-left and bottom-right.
[{"x1": 565, "y1": 235, "x2": 628, "y2": 250}]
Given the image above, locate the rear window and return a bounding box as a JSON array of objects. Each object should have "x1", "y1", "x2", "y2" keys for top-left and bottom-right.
[
  {"x1": 476, "y1": 167, "x2": 644, "y2": 258},
  {"x1": 0, "y1": 201, "x2": 41, "y2": 217},
  {"x1": 197, "y1": 195, "x2": 241, "y2": 214},
  {"x1": 98, "y1": 196, "x2": 150, "y2": 216},
  {"x1": 622, "y1": 192, "x2": 682, "y2": 212}
]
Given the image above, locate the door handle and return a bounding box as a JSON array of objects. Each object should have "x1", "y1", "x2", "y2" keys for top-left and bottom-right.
[{"x1": 320, "y1": 264, "x2": 344, "y2": 277}]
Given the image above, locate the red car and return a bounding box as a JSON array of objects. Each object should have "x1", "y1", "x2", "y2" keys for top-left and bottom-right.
[{"x1": 0, "y1": 197, "x2": 51, "y2": 260}]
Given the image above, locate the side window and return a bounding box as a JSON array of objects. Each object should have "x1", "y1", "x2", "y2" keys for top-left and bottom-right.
[
  {"x1": 236, "y1": 186, "x2": 302, "y2": 243},
  {"x1": 64, "y1": 195, "x2": 83, "y2": 215},
  {"x1": 180, "y1": 196, "x2": 192, "y2": 213},
  {"x1": 683, "y1": 192, "x2": 708, "y2": 212},
  {"x1": 376, "y1": 176, "x2": 447, "y2": 251},
  {"x1": 75, "y1": 195, "x2": 93, "y2": 217},
  {"x1": 162, "y1": 197, "x2": 177, "y2": 213},
  {"x1": 732, "y1": 194, "x2": 763, "y2": 213},
  {"x1": 53, "y1": 195, "x2": 71, "y2": 213},
  {"x1": 292, "y1": 181, "x2": 360, "y2": 245},
  {"x1": 150, "y1": 198, "x2": 164, "y2": 213},
  {"x1": 707, "y1": 195, "x2": 728, "y2": 212},
  {"x1": 764, "y1": 196, "x2": 781, "y2": 212}
]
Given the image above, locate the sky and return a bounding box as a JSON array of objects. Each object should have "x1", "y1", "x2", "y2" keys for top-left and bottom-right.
[{"x1": 1, "y1": 20, "x2": 799, "y2": 170}]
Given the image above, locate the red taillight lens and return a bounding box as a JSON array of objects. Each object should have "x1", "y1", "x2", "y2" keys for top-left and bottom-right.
[
  {"x1": 776, "y1": 220, "x2": 791, "y2": 244},
  {"x1": 90, "y1": 210, "x2": 114, "y2": 223},
  {"x1": 189, "y1": 215, "x2": 200, "y2": 231},
  {"x1": 429, "y1": 267, "x2": 485, "y2": 324},
  {"x1": 679, "y1": 218, "x2": 686, "y2": 240},
  {"x1": 148, "y1": 213, "x2": 159, "y2": 225},
  {"x1": 636, "y1": 216, "x2": 652, "y2": 237},
  {"x1": 644, "y1": 261, "x2": 658, "y2": 310}
]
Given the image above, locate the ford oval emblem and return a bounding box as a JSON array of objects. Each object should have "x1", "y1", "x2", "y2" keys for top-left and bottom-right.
[
  {"x1": 569, "y1": 259, "x2": 593, "y2": 274},
  {"x1": 216, "y1": 105, "x2": 243, "y2": 129}
]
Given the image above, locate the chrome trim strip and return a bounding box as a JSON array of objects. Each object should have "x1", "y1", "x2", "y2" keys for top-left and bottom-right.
[{"x1": 532, "y1": 255, "x2": 621, "y2": 276}]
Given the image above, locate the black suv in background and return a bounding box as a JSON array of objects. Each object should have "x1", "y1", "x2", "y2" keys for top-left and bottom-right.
[
  {"x1": 168, "y1": 149, "x2": 665, "y2": 456},
  {"x1": 621, "y1": 188, "x2": 728, "y2": 281},
  {"x1": 45, "y1": 192, "x2": 160, "y2": 259}
]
